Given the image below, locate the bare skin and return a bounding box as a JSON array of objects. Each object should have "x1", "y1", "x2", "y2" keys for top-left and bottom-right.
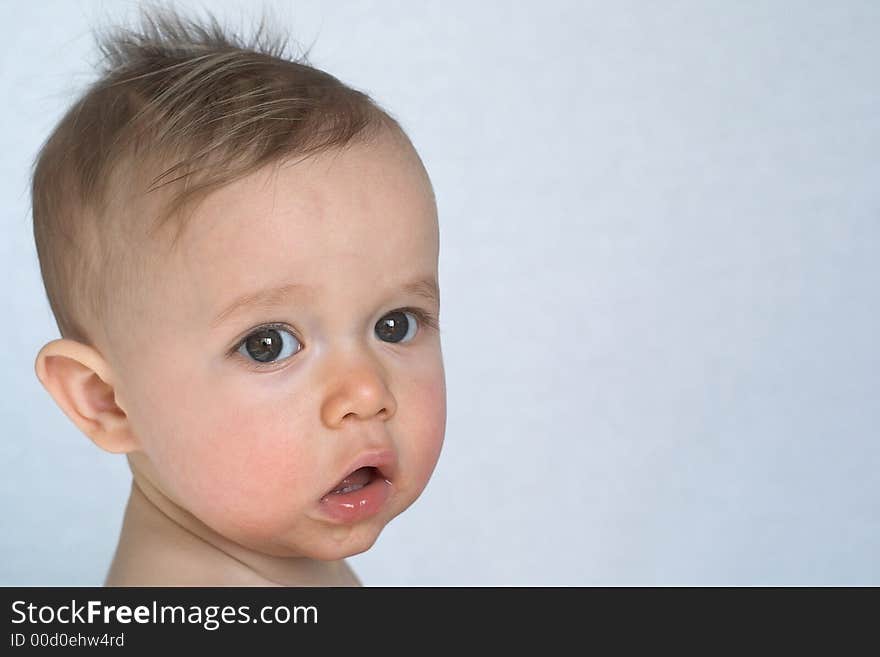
[
  {"x1": 105, "y1": 473, "x2": 361, "y2": 587},
  {"x1": 36, "y1": 129, "x2": 446, "y2": 586}
]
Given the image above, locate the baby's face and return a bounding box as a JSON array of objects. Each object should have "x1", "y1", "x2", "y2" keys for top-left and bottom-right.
[{"x1": 115, "y1": 131, "x2": 445, "y2": 560}]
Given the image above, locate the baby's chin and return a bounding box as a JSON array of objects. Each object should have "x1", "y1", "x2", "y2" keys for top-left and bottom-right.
[{"x1": 226, "y1": 515, "x2": 393, "y2": 562}]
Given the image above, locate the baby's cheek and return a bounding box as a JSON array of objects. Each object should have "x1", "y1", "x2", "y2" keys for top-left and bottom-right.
[
  {"x1": 170, "y1": 413, "x2": 311, "y2": 537},
  {"x1": 408, "y1": 374, "x2": 447, "y2": 485}
]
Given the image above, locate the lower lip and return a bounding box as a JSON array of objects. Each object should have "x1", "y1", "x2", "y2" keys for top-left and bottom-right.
[{"x1": 318, "y1": 475, "x2": 392, "y2": 524}]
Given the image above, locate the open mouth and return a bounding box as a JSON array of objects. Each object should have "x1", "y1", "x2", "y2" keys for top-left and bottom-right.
[
  {"x1": 326, "y1": 466, "x2": 380, "y2": 496},
  {"x1": 315, "y1": 449, "x2": 396, "y2": 524}
]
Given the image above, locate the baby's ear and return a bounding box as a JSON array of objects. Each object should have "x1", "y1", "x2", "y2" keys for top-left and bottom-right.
[{"x1": 34, "y1": 339, "x2": 141, "y2": 454}]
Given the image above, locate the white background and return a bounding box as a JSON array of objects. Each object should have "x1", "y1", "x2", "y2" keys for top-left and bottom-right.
[{"x1": 1, "y1": 0, "x2": 878, "y2": 585}]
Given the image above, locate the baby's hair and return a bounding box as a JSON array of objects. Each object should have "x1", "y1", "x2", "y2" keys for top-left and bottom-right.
[{"x1": 31, "y1": 1, "x2": 402, "y2": 347}]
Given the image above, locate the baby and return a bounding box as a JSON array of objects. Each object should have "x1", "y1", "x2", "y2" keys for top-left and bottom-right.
[{"x1": 30, "y1": 7, "x2": 445, "y2": 586}]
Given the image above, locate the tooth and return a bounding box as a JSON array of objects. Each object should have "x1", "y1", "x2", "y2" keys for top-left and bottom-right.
[{"x1": 335, "y1": 483, "x2": 365, "y2": 495}]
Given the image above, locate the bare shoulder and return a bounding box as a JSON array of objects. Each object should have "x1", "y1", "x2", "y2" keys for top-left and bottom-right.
[{"x1": 104, "y1": 534, "x2": 271, "y2": 587}]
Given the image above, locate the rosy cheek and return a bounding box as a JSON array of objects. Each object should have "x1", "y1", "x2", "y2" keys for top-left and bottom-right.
[
  {"x1": 153, "y1": 409, "x2": 309, "y2": 530},
  {"x1": 409, "y1": 374, "x2": 447, "y2": 484}
]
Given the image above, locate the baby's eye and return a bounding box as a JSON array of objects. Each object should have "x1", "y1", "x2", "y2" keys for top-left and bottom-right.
[
  {"x1": 237, "y1": 325, "x2": 301, "y2": 366},
  {"x1": 234, "y1": 309, "x2": 434, "y2": 369},
  {"x1": 375, "y1": 309, "x2": 422, "y2": 344}
]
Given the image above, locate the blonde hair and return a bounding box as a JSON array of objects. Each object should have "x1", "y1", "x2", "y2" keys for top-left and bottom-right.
[{"x1": 31, "y1": 3, "x2": 402, "y2": 347}]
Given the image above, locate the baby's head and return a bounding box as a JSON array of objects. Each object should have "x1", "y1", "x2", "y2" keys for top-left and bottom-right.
[{"x1": 32, "y1": 8, "x2": 445, "y2": 565}]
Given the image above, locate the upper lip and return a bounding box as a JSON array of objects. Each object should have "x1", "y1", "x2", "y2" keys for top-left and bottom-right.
[{"x1": 322, "y1": 448, "x2": 397, "y2": 498}]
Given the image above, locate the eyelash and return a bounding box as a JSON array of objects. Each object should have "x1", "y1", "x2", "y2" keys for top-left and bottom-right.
[{"x1": 228, "y1": 306, "x2": 440, "y2": 371}]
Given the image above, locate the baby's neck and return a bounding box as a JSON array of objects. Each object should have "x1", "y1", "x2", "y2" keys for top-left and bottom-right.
[{"x1": 105, "y1": 476, "x2": 361, "y2": 587}]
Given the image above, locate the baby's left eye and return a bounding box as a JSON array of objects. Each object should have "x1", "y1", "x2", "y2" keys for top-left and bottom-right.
[{"x1": 375, "y1": 310, "x2": 420, "y2": 344}]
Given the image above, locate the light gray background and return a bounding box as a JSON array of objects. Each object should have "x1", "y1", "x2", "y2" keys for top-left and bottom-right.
[{"x1": 2, "y1": 0, "x2": 877, "y2": 585}]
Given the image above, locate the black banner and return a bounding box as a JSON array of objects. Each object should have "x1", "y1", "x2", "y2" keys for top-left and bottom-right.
[{"x1": 0, "y1": 587, "x2": 873, "y2": 650}]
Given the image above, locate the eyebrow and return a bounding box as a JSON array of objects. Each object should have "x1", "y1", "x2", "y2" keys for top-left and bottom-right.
[{"x1": 211, "y1": 275, "x2": 440, "y2": 328}]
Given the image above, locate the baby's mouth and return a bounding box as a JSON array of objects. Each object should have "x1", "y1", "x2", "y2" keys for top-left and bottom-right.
[
  {"x1": 315, "y1": 450, "x2": 396, "y2": 523},
  {"x1": 325, "y1": 466, "x2": 379, "y2": 496}
]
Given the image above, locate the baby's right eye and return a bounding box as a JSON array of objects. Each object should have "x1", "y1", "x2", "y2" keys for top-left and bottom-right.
[{"x1": 236, "y1": 324, "x2": 302, "y2": 367}]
